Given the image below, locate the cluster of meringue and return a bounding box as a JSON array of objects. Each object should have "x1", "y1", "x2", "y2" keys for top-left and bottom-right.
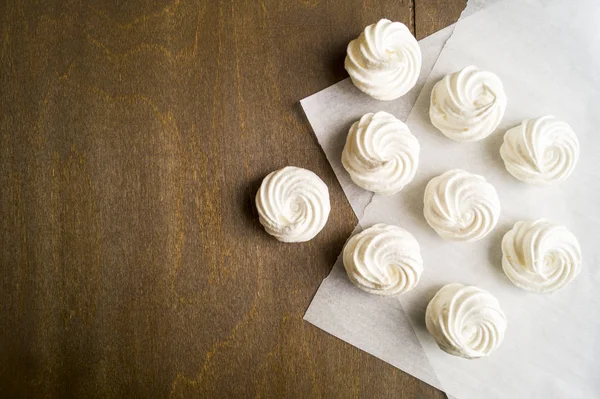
[
  {"x1": 255, "y1": 166, "x2": 330, "y2": 243},
  {"x1": 500, "y1": 116, "x2": 580, "y2": 185},
  {"x1": 430, "y1": 66, "x2": 507, "y2": 142},
  {"x1": 255, "y1": 19, "x2": 584, "y2": 363},
  {"x1": 341, "y1": 111, "x2": 420, "y2": 195},
  {"x1": 501, "y1": 219, "x2": 581, "y2": 294},
  {"x1": 343, "y1": 224, "x2": 423, "y2": 295},
  {"x1": 423, "y1": 169, "x2": 501, "y2": 242},
  {"x1": 425, "y1": 283, "x2": 507, "y2": 358},
  {"x1": 345, "y1": 19, "x2": 421, "y2": 101}
]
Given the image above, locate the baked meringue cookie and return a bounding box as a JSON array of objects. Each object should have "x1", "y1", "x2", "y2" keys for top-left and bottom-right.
[
  {"x1": 255, "y1": 166, "x2": 330, "y2": 242},
  {"x1": 345, "y1": 19, "x2": 421, "y2": 101},
  {"x1": 341, "y1": 111, "x2": 420, "y2": 195},
  {"x1": 501, "y1": 219, "x2": 581, "y2": 293},
  {"x1": 500, "y1": 116, "x2": 580, "y2": 185},
  {"x1": 423, "y1": 169, "x2": 501, "y2": 242},
  {"x1": 430, "y1": 65, "x2": 507, "y2": 142},
  {"x1": 425, "y1": 283, "x2": 507, "y2": 359},
  {"x1": 343, "y1": 224, "x2": 423, "y2": 295}
]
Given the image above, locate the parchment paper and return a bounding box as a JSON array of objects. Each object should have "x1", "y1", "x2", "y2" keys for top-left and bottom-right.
[
  {"x1": 300, "y1": 0, "x2": 494, "y2": 393},
  {"x1": 303, "y1": 0, "x2": 600, "y2": 398}
]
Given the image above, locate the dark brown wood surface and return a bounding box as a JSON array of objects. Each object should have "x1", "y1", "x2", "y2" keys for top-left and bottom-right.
[{"x1": 0, "y1": 1, "x2": 464, "y2": 397}]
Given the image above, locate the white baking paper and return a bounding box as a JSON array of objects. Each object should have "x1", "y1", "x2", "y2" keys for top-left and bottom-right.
[
  {"x1": 300, "y1": 0, "x2": 493, "y2": 393},
  {"x1": 304, "y1": 0, "x2": 600, "y2": 398}
]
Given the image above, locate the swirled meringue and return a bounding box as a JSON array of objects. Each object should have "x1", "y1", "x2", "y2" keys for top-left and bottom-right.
[
  {"x1": 343, "y1": 224, "x2": 423, "y2": 295},
  {"x1": 500, "y1": 116, "x2": 580, "y2": 185},
  {"x1": 423, "y1": 169, "x2": 500, "y2": 242},
  {"x1": 345, "y1": 19, "x2": 421, "y2": 101},
  {"x1": 430, "y1": 65, "x2": 507, "y2": 142},
  {"x1": 341, "y1": 111, "x2": 420, "y2": 195},
  {"x1": 425, "y1": 283, "x2": 507, "y2": 359},
  {"x1": 255, "y1": 166, "x2": 330, "y2": 242},
  {"x1": 501, "y1": 219, "x2": 581, "y2": 293}
]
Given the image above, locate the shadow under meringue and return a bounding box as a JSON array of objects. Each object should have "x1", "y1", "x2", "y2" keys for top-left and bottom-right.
[
  {"x1": 405, "y1": 283, "x2": 447, "y2": 332},
  {"x1": 486, "y1": 221, "x2": 514, "y2": 282},
  {"x1": 403, "y1": 171, "x2": 440, "y2": 234},
  {"x1": 243, "y1": 175, "x2": 270, "y2": 237},
  {"x1": 484, "y1": 127, "x2": 511, "y2": 177}
]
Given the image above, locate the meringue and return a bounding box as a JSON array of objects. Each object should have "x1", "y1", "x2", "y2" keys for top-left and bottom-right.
[
  {"x1": 425, "y1": 283, "x2": 507, "y2": 359},
  {"x1": 500, "y1": 116, "x2": 579, "y2": 185},
  {"x1": 343, "y1": 224, "x2": 423, "y2": 295},
  {"x1": 341, "y1": 111, "x2": 420, "y2": 195},
  {"x1": 423, "y1": 169, "x2": 500, "y2": 242},
  {"x1": 345, "y1": 19, "x2": 421, "y2": 101},
  {"x1": 501, "y1": 219, "x2": 581, "y2": 293},
  {"x1": 430, "y1": 65, "x2": 507, "y2": 142},
  {"x1": 255, "y1": 166, "x2": 330, "y2": 242}
]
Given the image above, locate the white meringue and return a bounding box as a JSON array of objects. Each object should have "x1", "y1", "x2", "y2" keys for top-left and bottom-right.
[
  {"x1": 345, "y1": 19, "x2": 421, "y2": 101},
  {"x1": 500, "y1": 116, "x2": 579, "y2": 185},
  {"x1": 343, "y1": 224, "x2": 423, "y2": 296},
  {"x1": 501, "y1": 219, "x2": 581, "y2": 294},
  {"x1": 423, "y1": 169, "x2": 500, "y2": 242},
  {"x1": 430, "y1": 65, "x2": 507, "y2": 142},
  {"x1": 425, "y1": 283, "x2": 507, "y2": 359},
  {"x1": 341, "y1": 111, "x2": 420, "y2": 195},
  {"x1": 255, "y1": 166, "x2": 330, "y2": 243}
]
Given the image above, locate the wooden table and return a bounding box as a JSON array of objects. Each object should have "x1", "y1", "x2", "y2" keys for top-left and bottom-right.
[{"x1": 0, "y1": 1, "x2": 464, "y2": 397}]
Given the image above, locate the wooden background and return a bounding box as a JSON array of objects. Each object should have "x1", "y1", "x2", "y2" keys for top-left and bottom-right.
[{"x1": 0, "y1": 0, "x2": 464, "y2": 397}]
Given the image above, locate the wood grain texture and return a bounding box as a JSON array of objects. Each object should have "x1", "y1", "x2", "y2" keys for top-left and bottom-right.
[
  {"x1": 415, "y1": 0, "x2": 465, "y2": 39},
  {"x1": 0, "y1": 0, "x2": 464, "y2": 397}
]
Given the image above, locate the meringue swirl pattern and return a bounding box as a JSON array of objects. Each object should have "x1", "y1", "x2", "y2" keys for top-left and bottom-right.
[
  {"x1": 500, "y1": 116, "x2": 580, "y2": 185},
  {"x1": 341, "y1": 111, "x2": 420, "y2": 195},
  {"x1": 343, "y1": 224, "x2": 423, "y2": 295},
  {"x1": 345, "y1": 19, "x2": 422, "y2": 101},
  {"x1": 501, "y1": 219, "x2": 582, "y2": 293},
  {"x1": 255, "y1": 166, "x2": 330, "y2": 243},
  {"x1": 423, "y1": 169, "x2": 501, "y2": 242},
  {"x1": 430, "y1": 65, "x2": 507, "y2": 142},
  {"x1": 426, "y1": 283, "x2": 507, "y2": 359}
]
